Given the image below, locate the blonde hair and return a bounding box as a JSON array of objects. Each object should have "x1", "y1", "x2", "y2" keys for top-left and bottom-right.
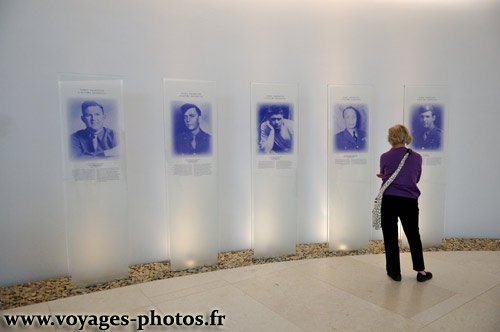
[{"x1": 388, "y1": 124, "x2": 412, "y2": 146}]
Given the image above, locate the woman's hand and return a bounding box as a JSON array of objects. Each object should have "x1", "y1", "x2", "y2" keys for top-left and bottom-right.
[{"x1": 376, "y1": 173, "x2": 383, "y2": 178}]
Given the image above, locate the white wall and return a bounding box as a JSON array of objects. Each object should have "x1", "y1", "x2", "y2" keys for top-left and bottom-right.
[{"x1": 1, "y1": 0, "x2": 499, "y2": 287}]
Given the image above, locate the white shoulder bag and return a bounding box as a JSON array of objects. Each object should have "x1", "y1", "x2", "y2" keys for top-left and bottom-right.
[{"x1": 372, "y1": 150, "x2": 411, "y2": 230}]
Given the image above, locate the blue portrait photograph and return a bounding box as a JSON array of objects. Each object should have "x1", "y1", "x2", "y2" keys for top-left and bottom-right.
[
  {"x1": 67, "y1": 99, "x2": 119, "y2": 160},
  {"x1": 334, "y1": 104, "x2": 368, "y2": 152},
  {"x1": 257, "y1": 103, "x2": 294, "y2": 154},
  {"x1": 172, "y1": 102, "x2": 212, "y2": 156},
  {"x1": 409, "y1": 104, "x2": 443, "y2": 151}
]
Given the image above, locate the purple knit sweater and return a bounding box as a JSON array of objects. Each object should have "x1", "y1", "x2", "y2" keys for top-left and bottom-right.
[{"x1": 379, "y1": 147, "x2": 422, "y2": 199}]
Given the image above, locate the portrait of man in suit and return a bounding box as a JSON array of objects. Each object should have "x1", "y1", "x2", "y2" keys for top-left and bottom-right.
[{"x1": 70, "y1": 100, "x2": 119, "y2": 160}]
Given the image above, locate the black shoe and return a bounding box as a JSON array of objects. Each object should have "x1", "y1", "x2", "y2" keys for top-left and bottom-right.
[
  {"x1": 388, "y1": 272, "x2": 401, "y2": 282},
  {"x1": 417, "y1": 271, "x2": 433, "y2": 282}
]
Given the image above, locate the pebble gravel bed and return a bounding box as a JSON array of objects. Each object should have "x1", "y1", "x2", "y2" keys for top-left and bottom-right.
[{"x1": 1, "y1": 238, "x2": 499, "y2": 310}]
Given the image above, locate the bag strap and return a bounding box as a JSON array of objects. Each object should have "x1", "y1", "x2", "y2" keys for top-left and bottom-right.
[{"x1": 377, "y1": 149, "x2": 411, "y2": 198}]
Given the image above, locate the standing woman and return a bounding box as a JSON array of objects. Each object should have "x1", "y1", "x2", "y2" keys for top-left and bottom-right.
[{"x1": 377, "y1": 124, "x2": 432, "y2": 282}]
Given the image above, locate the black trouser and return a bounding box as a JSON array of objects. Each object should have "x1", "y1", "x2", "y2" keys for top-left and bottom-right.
[{"x1": 381, "y1": 195, "x2": 425, "y2": 274}]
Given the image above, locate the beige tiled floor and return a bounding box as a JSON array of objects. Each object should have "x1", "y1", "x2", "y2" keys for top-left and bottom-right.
[{"x1": 1, "y1": 252, "x2": 499, "y2": 331}]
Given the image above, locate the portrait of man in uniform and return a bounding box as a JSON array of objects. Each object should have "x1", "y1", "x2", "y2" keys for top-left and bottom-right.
[
  {"x1": 334, "y1": 105, "x2": 367, "y2": 152},
  {"x1": 173, "y1": 103, "x2": 212, "y2": 156},
  {"x1": 411, "y1": 105, "x2": 443, "y2": 150}
]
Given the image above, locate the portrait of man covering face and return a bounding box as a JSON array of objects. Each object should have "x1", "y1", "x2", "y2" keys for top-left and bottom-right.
[
  {"x1": 70, "y1": 100, "x2": 119, "y2": 160},
  {"x1": 258, "y1": 104, "x2": 294, "y2": 154}
]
